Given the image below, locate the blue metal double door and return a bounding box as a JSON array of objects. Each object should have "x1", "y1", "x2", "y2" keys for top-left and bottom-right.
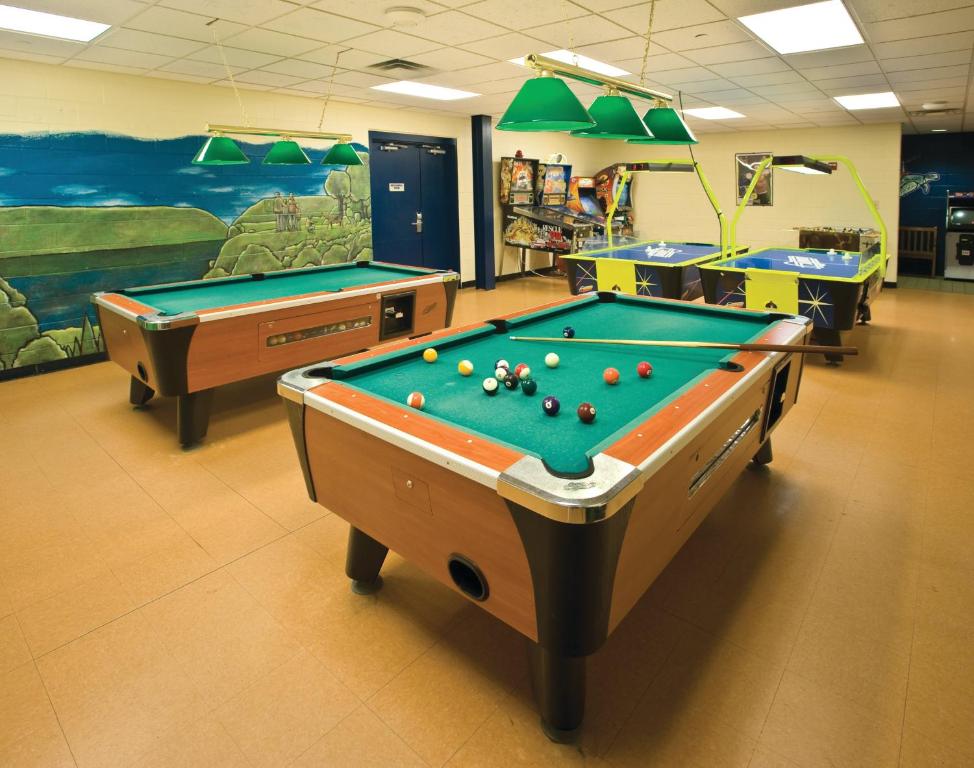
[{"x1": 368, "y1": 132, "x2": 460, "y2": 272}]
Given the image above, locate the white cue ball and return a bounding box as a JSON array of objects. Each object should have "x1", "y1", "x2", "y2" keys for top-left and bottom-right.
[{"x1": 545, "y1": 352, "x2": 560, "y2": 368}]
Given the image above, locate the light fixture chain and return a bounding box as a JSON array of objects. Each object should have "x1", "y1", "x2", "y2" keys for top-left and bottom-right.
[
  {"x1": 563, "y1": 0, "x2": 575, "y2": 56},
  {"x1": 638, "y1": 0, "x2": 657, "y2": 87},
  {"x1": 318, "y1": 48, "x2": 348, "y2": 132},
  {"x1": 212, "y1": 25, "x2": 251, "y2": 128}
]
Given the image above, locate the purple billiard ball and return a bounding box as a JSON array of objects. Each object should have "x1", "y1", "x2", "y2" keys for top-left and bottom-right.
[
  {"x1": 562, "y1": 326, "x2": 575, "y2": 339},
  {"x1": 542, "y1": 396, "x2": 560, "y2": 416},
  {"x1": 503, "y1": 372, "x2": 520, "y2": 391},
  {"x1": 521, "y1": 378, "x2": 538, "y2": 396}
]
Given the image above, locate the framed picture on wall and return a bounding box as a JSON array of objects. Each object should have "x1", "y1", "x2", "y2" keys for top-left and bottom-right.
[{"x1": 736, "y1": 152, "x2": 773, "y2": 206}]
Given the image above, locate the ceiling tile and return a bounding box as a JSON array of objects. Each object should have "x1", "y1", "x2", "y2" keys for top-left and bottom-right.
[
  {"x1": 881, "y1": 50, "x2": 973, "y2": 73},
  {"x1": 650, "y1": 20, "x2": 752, "y2": 52},
  {"x1": 463, "y1": 0, "x2": 585, "y2": 28},
  {"x1": 710, "y1": 58, "x2": 791, "y2": 78},
  {"x1": 864, "y1": 7, "x2": 974, "y2": 44},
  {"x1": 782, "y1": 47, "x2": 876, "y2": 69},
  {"x1": 260, "y1": 59, "x2": 338, "y2": 79},
  {"x1": 65, "y1": 60, "x2": 146, "y2": 75},
  {"x1": 264, "y1": 8, "x2": 379, "y2": 43},
  {"x1": 417, "y1": 60, "x2": 525, "y2": 85},
  {"x1": 616, "y1": 52, "x2": 697, "y2": 73},
  {"x1": 800, "y1": 61, "x2": 883, "y2": 81},
  {"x1": 814, "y1": 74, "x2": 890, "y2": 92},
  {"x1": 311, "y1": 0, "x2": 446, "y2": 28},
  {"x1": 648, "y1": 65, "x2": 714, "y2": 83},
  {"x1": 97, "y1": 29, "x2": 206, "y2": 58},
  {"x1": 159, "y1": 59, "x2": 244, "y2": 78},
  {"x1": 212, "y1": 79, "x2": 273, "y2": 91},
  {"x1": 886, "y1": 65, "x2": 970, "y2": 84},
  {"x1": 187, "y1": 46, "x2": 281, "y2": 68},
  {"x1": 341, "y1": 29, "x2": 442, "y2": 57},
  {"x1": 16, "y1": 0, "x2": 148, "y2": 25},
  {"x1": 473, "y1": 76, "x2": 527, "y2": 94},
  {"x1": 287, "y1": 80, "x2": 367, "y2": 97},
  {"x1": 730, "y1": 70, "x2": 805, "y2": 87},
  {"x1": 232, "y1": 70, "x2": 306, "y2": 87},
  {"x1": 298, "y1": 46, "x2": 388, "y2": 69},
  {"x1": 686, "y1": 87, "x2": 765, "y2": 103},
  {"x1": 146, "y1": 70, "x2": 215, "y2": 84},
  {"x1": 576, "y1": 36, "x2": 666, "y2": 62},
  {"x1": 71, "y1": 46, "x2": 173, "y2": 69},
  {"x1": 685, "y1": 40, "x2": 775, "y2": 65},
  {"x1": 852, "y1": 0, "x2": 973, "y2": 23},
  {"x1": 123, "y1": 6, "x2": 245, "y2": 42},
  {"x1": 872, "y1": 31, "x2": 974, "y2": 59},
  {"x1": 671, "y1": 77, "x2": 738, "y2": 93},
  {"x1": 604, "y1": 0, "x2": 726, "y2": 34},
  {"x1": 527, "y1": 15, "x2": 632, "y2": 48},
  {"x1": 0, "y1": 30, "x2": 85, "y2": 57},
  {"x1": 221, "y1": 29, "x2": 323, "y2": 57},
  {"x1": 331, "y1": 70, "x2": 395, "y2": 87},
  {"x1": 409, "y1": 47, "x2": 495, "y2": 71},
  {"x1": 808, "y1": 112, "x2": 860, "y2": 124},
  {"x1": 157, "y1": 0, "x2": 295, "y2": 26},
  {"x1": 459, "y1": 32, "x2": 549, "y2": 60},
  {"x1": 402, "y1": 10, "x2": 508, "y2": 45},
  {"x1": 0, "y1": 48, "x2": 68, "y2": 65},
  {"x1": 759, "y1": 83, "x2": 823, "y2": 97}
]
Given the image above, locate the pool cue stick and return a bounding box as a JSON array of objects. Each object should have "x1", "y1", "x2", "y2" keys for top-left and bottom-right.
[{"x1": 508, "y1": 336, "x2": 858, "y2": 356}]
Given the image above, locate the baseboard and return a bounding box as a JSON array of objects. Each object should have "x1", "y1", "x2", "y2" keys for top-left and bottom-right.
[
  {"x1": 460, "y1": 268, "x2": 563, "y2": 290},
  {"x1": 0, "y1": 351, "x2": 108, "y2": 382},
  {"x1": 883, "y1": 280, "x2": 897, "y2": 288}
]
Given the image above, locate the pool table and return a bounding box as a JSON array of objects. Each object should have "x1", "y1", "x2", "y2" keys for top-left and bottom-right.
[
  {"x1": 279, "y1": 292, "x2": 810, "y2": 740},
  {"x1": 564, "y1": 237, "x2": 746, "y2": 301},
  {"x1": 94, "y1": 261, "x2": 458, "y2": 446},
  {"x1": 700, "y1": 247, "x2": 884, "y2": 363}
]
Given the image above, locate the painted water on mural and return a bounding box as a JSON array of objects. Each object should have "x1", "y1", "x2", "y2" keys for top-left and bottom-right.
[{"x1": 0, "y1": 133, "x2": 371, "y2": 373}]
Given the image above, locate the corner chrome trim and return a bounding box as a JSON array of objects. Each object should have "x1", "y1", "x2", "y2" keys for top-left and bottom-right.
[
  {"x1": 137, "y1": 313, "x2": 199, "y2": 330},
  {"x1": 277, "y1": 363, "x2": 334, "y2": 403}
]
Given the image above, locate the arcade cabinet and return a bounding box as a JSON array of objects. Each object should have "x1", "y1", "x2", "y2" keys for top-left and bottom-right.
[
  {"x1": 945, "y1": 191, "x2": 974, "y2": 281},
  {"x1": 594, "y1": 163, "x2": 635, "y2": 236}
]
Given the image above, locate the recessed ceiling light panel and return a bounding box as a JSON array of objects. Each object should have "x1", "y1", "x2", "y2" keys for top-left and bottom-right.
[
  {"x1": 509, "y1": 50, "x2": 630, "y2": 78},
  {"x1": 738, "y1": 0, "x2": 863, "y2": 55},
  {"x1": 371, "y1": 80, "x2": 479, "y2": 100},
  {"x1": 684, "y1": 107, "x2": 745, "y2": 120},
  {"x1": 834, "y1": 91, "x2": 899, "y2": 110},
  {"x1": 0, "y1": 3, "x2": 109, "y2": 42}
]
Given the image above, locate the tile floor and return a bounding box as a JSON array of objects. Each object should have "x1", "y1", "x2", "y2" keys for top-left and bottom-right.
[{"x1": 1, "y1": 277, "x2": 972, "y2": 768}]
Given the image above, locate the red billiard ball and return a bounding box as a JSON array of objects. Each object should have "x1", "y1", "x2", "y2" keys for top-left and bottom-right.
[
  {"x1": 542, "y1": 396, "x2": 560, "y2": 416},
  {"x1": 514, "y1": 363, "x2": 529, "y2": 377},
  {"x1": 603, "y1": 367, "x2": 620, "y2": 385},
  {"x1": 637, "y1": 361, "x2": 653, "y2": 378},
  {"x1": 577, "y1": 402, "x2": 596, "y2": 423}
]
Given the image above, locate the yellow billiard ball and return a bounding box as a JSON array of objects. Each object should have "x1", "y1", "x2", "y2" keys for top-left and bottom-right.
[
  {"x1": 422, "y1": 348, "x2": 438, "y2": 363},
  {"x1": 457, "y1": 359, "x2": 474, "y2": 376}
]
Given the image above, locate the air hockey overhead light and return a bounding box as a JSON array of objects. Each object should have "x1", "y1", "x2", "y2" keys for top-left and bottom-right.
[{"x1": 772, "y1": 155, "x2": 833, "y2": 175}]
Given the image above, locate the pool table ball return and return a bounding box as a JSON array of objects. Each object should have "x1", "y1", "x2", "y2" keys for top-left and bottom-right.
[
  {"x1": 279, "y1": 291, "x2": 812, "y2": 740},
  {"x1": 94, "y1": 261, "x2": 458, "y2": 446}
]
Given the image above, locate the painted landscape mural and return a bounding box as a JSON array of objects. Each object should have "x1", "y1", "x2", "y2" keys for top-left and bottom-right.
[{"x1": 0, "y1": 132, "x2": 371, "y2": 376}]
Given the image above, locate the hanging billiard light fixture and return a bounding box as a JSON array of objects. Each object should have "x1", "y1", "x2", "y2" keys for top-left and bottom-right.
[
  {"x1": 497, "y1": 68, "x2": 595, "y2": 132},
  {"x1": 322, "y1": 141, "x2": 363, "y2": 166},
  {"x1": 627, "y1": 101, "x2": 698, "y2": 145},
  {"x1": 570, "y1": 87, "x2": 652, "y2": 140},
  {"x1": 262, "y1": 137, "x2": 311, "y2": 165},
  {"x1": 192, "y1": 134, "x2": 249, "y2": 165}
]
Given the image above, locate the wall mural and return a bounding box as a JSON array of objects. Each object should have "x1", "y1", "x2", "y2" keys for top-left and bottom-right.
[{"x1": 0, "y1": 133, "x2": 370, "y2": 377}]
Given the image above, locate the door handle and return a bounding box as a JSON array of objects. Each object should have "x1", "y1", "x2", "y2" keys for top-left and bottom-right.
[{"x1": 411, "y1": 212, "x2": 423, "y2": 234}]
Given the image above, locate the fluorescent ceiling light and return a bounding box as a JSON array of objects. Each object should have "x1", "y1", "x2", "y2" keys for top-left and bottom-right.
[
  {"x1": 684, "y1": 107, "x2": 745, "y2": 120},
  {"x1": 738, "y1": 0, "x2": 863, "y2": 55},
  {"x1": 509, "y1": 50, "x2": 630, "y2": 78},
  {"x1": 0, "y1": 3, "x2": 109, "y2": 42},
  {"x1": 931, "y1": 129, "x2": 947, "y2": 133},
  {"x1": 371, "y1": 80, "x2": 479, "y2": 101},
  {"x1": 834, "y1": 91, "x2": 899, "y2": 110}
]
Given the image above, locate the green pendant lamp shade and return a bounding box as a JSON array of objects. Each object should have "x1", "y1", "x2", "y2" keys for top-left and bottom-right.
[
  {"x1": 627, "y1": 106, "x2": 698, "y2": 145},
  {"x1": 497, "y1": 74, "x2": 595, "y2": 132},
  {"x1": 570, "y1": 92, "x2": 651, "y2": 140},
  {"x1": 263, "y1": 139, "x2": 311, "y2": 165},
  {"x1": 192, "y1": 135, "x2": 249, "y2": 165},
  {"x1": 322, "y1": 142, "x2": 363, "y2": 166}
]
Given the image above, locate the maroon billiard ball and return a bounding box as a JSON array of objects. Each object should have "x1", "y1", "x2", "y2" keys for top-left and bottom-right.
[
  {"x1": 577, "y1": 402, "x2": 596, "y2": 423},
  {"x1": 603, "y1": 367, "x2": 620, "y2": 385},
  {"x1": 637, "y1": 361, "x2": 653, "y2": 378},
  {"x1": 503, "y1": 372, "x2": 520, "y2": 391}
]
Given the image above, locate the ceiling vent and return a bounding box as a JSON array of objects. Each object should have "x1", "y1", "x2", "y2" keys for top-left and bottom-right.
[
  {"x1": 369, "y1": 59, "x2": 431, "y2": 74},
  {"x1": 908, "y1": 108, "x2": 961, "y2": 117}
]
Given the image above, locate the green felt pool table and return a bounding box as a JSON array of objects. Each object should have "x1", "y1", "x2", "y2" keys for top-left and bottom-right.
[
  {"x1": 93, "y1": 261, "x2": 458, "y2": 446},
  {"x1": 279, "y1": 292, "x2": 811, "y2": 740}
]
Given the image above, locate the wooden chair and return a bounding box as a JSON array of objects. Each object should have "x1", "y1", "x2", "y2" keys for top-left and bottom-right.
[{"x1": 898, "y1": 226, "x2": 938, "y2": 277}]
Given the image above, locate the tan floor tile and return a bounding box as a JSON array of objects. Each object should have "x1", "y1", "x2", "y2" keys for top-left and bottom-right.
[
  {"x1": 759, "y1": 672, "x2": 901, "y2": 768},
  {"x1": 0, "y1": 614, "x2": 31, "y2": 673},
  {"x1": 368, "y1": 606, "x2": 528, "y2": 767},
  {"x1": 140, "y1": 570, "x2": 304, "y2": 708},
  {"x1": 130, "y1": 715, "x2": 249, "y2": 768},
  {"x1": 0, "y1": 719, "x2": 76, "y2": 768},
  {"x1": 111, "y1": 532, "x2": 218, "y2": 606},
  {"x1": 898, "y1": 727, "x2": 974, "y2": 768},
  {"x1": 0, "y1": 662, "x2": 62, "y2": 753},
  {"x1": 179, "y1": 503, "x2": 287, "y2": 566},
  {"x1": 0, "y1": 538, "x2": 107, "y2": 613},
  {"x1": 16, "y1": 569, "x2": 138, "y2": 657},
  {"x1": 293, "y1": 512, "x2": 350, "y2": 565},
  {"x1": 215, "y1": 650, "x2": 358, "y2": 768},
  {"x1": 294, "y1": 706, "x2": 426, "y2": 768},
  {"x1": 0, "y1": 578, "x2": 13, "y2": 619},
  {"x1": 36, "y1": 612, "x2": 206, "y2": 768},
  {"x1": 746, "y1": 746, "x2": 802, "y2": 767}
]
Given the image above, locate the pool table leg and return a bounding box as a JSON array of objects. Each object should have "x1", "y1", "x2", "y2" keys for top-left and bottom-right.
[
  {"x1": 813, "y1": 328, "x2": 845, "y2": 365},
  {"x1": 529, "y1": 642, "x2": 586, "y2": 743},
  {"x1": 129, "y1": 376, "x2": 155, "y2": 407},
  {"x1": 176, "y1": 389, "x2": 214, "y2": 448},
  {"x1": 346, "y1": 526, "x2": 388, "y2": 595},
  {"x1": 753, "y1": 438, "x2": 773, "y2": 465}
]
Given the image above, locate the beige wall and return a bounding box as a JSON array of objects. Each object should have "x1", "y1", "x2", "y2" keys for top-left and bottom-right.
[{"x1": 1, "y1": 58, "x2": 902, "y2": 283}]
